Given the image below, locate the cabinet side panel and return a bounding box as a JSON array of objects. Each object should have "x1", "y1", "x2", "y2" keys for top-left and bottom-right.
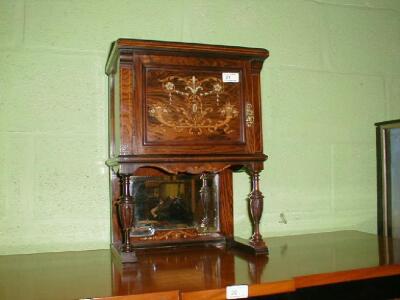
[
  {"x1": 108, "y1": 73, "x2": 116, "y2": 157},
  {"x1": 113, "y1": 65, "x2": 121, "y2": 156},
  {"x1": 119, "y1": 64, "x2": 134, "y2": 155},
  {"x1": 251, "y1": 68, "x2": 264, "y2": 153},
  {"x1": 219, "y1": 169, "x2": 234, "y2": 237},
  {"x1": 243, "y1": 63, "x2": 255, "y2": 153}
]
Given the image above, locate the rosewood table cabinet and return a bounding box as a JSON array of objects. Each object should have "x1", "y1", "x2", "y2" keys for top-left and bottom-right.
[{"x1": 105, "y1": 39, "x2": 269, "y2": 262}]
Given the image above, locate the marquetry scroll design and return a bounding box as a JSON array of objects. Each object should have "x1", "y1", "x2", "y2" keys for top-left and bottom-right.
[
  {"x1": 148, "y1": 75, "x2": 239, "y2": 136},
  {"x1": 161, "y1": 75, "x2": 224, "y2": 105},
  {"x1": 136, "y1": 229, "x2": 199, "y2": 241},
  {"x1": 153, "y1": 163, "x2": 232, "y2": 175}
]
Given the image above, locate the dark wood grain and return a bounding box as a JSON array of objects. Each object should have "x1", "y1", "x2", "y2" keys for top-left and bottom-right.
[
  {"x1": 218, "y1": 169, "x2": 234, "y2": 238},
  {"x1": 96, "y1": 291, "x2": 180, "y2": 300},
  {"x1": 294, "y1": 265, "x2": 400, "y2": 289},
  {"x1": 119, "y1": 65, "x2": 134, "y2": 156}
]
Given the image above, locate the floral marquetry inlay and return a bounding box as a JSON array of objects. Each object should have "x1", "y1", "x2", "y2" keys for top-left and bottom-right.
[{"x1": 148, "y1": 75, "x2": 239, "y2": 136}]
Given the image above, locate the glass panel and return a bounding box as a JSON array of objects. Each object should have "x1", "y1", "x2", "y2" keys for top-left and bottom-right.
[
  {"x1": 129, "y1": 174, "x2": 219, "y2": 237},
  {"x1": 390, "y1": 128, "x2": 400, "y2": 238}
]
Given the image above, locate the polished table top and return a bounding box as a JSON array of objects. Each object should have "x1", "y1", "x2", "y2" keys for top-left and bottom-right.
[{"x1": 1, "y1": 231, "x2": 399, "y2": 300}]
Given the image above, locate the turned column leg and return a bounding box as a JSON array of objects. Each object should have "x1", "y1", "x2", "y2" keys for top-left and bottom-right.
[
  {"x1": 199, "y1": 172, "x2": 210, "y2": 231},
  {"x1": 248, "y1": 170, "x2": 267, "y2": 250},
  {"x1": 117, "y1": 174, "x2": 138, "y2": 263}
]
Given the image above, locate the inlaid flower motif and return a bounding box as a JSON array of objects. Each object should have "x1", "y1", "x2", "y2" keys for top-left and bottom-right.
[
  {"x1": 213, "y1": 83, "x2": 222, "y2": 92},
  {"x1": 220, "y1": 103, "x2": 238, "y2": 118},
  {"x1": 149, "y1": 107, "x2": 156, "y2": 116},
  {"x1": 164, "y1": 81, "x2": 175, "y2": 91}
]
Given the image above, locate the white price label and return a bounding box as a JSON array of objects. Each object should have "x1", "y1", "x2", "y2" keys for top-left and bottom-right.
[
  {"x1": 222, "y1": 72, "x2": 239, "y2": 83},
  {"x1": 226, "y1": 285, "x2": 249, "y2": 299}
]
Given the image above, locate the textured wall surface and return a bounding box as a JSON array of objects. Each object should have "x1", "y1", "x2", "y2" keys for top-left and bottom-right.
[{"x1": 1, "y1": 0, "x2": 400, "y2": 255}]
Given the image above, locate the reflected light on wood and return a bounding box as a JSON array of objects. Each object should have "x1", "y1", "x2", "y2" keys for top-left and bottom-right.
[{"x1": 0, "y1": 231, "x2": 400, "y2": 299}]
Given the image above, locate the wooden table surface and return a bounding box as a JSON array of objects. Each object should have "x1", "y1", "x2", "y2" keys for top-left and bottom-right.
[{"x1": 1, "y1": 231, "x2": 399, "y2": 300}]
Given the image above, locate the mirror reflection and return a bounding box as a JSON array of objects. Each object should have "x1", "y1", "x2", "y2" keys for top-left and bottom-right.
[{"x1": 129, "y1": 174, "x2": 219, "y2": 237}]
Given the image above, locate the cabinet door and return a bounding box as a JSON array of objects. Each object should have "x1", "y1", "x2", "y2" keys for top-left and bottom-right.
[{"x1": 133, "y1": 53, "x2": 252, "y2": 155}]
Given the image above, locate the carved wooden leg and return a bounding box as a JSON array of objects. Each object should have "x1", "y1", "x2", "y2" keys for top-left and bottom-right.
[
  {"x1": 248, "y1": 170, "x2": 267, "y2": 251},
  {"x1": 199, "y1": 172, "x2": 210, "y2": 231},
  {"x1": 117, "y1": 174, "x2": 138, "y2": 263}
]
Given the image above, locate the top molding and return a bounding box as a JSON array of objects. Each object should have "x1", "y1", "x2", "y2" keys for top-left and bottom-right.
[{"x1": 105, "y1": 38, "x2": 269, "y2": 74}]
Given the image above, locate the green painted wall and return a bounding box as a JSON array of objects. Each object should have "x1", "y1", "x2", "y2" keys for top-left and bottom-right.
[{"x1": 1, "y1": 0, "x2": 399, "y2": 255}]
